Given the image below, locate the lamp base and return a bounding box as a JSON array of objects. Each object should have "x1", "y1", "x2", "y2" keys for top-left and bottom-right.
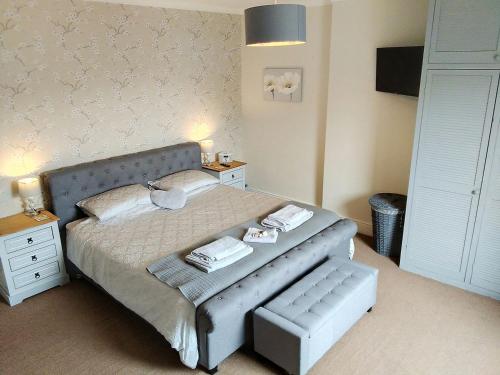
[
  {"x1": 24, "y1": 208, "x2": 41, "y2": 217},
  {"x1": 202, "y1": 153, "x2": 212, "y2": 165},
  {"x1": 22, "y1": 197, "x2": 42, "y2": 217}
]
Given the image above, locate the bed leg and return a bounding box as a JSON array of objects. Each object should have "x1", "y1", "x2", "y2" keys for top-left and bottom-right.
[
  {"x1": 200, "y1": 365, "x2": 218, "y2": 374},
  {"x1": 70, "y1": 272, "x2": 83, "y2": 280}
]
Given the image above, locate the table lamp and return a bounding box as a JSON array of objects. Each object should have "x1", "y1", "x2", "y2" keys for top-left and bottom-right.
[
  {"x1": 200, "y1": 139, "x2": 214, "y2": 165},
  {"x1": 18, "y1": 177, "x2": 42, "y2": 216}
]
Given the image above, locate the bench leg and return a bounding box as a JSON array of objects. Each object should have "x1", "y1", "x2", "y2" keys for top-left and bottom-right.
[{"x1": 367, "y1": 307, "x2": 373, "y2": 313}]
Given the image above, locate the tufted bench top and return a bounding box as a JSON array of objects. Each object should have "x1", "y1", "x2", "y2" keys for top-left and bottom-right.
[{"x1": 264, "y1": 257, "x2": 378, "y2": 333}]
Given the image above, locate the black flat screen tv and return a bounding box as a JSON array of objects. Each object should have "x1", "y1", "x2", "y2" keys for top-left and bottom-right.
[{"x1": 376, "y1": 46, "x2": 424, "y2": 97}]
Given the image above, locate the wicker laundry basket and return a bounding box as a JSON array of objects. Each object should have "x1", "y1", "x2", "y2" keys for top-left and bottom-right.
[{"x1": 368, "y1": 193, "x2": 407, "y2": 257}]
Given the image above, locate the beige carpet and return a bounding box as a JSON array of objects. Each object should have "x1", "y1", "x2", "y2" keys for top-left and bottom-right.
[{"x1": 1, "y1": 235, "x2": 499, "y2": 375}]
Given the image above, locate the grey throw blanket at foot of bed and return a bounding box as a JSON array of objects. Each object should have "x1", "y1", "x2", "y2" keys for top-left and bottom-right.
[{"x1": 147, "y1": 202, "x2": 340, "y2": 306}]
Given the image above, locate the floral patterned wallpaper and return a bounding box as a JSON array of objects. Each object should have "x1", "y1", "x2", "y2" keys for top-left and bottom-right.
[{"x1": 0, "y1": 0, "x2": 242, "y2": 216}]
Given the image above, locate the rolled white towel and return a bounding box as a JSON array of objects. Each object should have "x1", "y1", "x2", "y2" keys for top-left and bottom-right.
[
  {"x1": 191, "y1": 236, "x2": 247, "y2": 262},
  {"x1": 186, "y1": 244, "x2": 253, "y2": 273},
  {"x1": 243, "y1": 228, "x2": 278, "y2": 244}
]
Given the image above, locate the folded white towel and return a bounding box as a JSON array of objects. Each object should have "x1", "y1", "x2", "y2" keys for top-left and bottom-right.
[
  {"x1": 262, "y1": 204, "x2": 313, "y2": 232},
  {"x1": 268, "y1": 205, "x2": 312, "y2": 226},
  {"x1": 191, "y1": 236, "x2": 248, "y2": 262},
  {"x1": 186, "y1": 243, "x2": 253, "y2": 273},
  {"x1": 243, "y1": 228, "x2": 278, "y2": 244}
]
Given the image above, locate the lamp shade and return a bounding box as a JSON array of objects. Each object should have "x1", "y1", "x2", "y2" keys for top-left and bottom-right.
[
  {"x1": 200, "y1": 139, "x2": 214, "y2": 154},
  {"x1": 245, "y1": 4, "x2": 306, "y2": 47},
  {"x1": 18, "y1": 177, "x2": 40, "y2": 198}
]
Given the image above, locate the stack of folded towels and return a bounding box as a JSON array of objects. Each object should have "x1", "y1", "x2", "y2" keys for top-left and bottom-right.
[
  {"x1": 262, "y1": 204, "x2": 313, "y2": 232},
  {"x1": 185, "y1": 236, "x2": 253, "y2": 273}
]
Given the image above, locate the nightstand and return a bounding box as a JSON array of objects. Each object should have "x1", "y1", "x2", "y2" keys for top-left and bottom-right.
[
  {"x1": 0, "y1": 211, "x2": 69, "y2": 306},
  {"x1": 203, "y1": 161, "x2": 246, "y2": 190}
]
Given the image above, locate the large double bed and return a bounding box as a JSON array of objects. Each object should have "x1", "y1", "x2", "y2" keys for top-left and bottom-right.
[{"x1": 41, "y1": 142, "x2": 357, "y2": 372}]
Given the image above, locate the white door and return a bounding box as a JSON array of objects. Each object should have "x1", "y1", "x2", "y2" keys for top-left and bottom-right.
[
  {"x1": 403, "y1": 70, "x2": 499, "y2": 282},
  {"x1": 467, "y1": 87, "x2": 500, "y2": 295},
  {"x1": 429, "y1": 0, "x2": 500, "y2": 65}
]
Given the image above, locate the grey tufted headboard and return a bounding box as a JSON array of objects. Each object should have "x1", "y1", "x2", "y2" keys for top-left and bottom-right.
[{"x1": 41, "y1": 142, "x2": 201, "y2": 247}]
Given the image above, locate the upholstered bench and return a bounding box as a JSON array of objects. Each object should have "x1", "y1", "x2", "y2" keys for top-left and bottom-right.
[{"x1": 253, "y1": 257, "x2": 378, "y2": 375}]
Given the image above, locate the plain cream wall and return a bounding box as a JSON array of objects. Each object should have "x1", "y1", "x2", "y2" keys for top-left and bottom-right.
[
  {"x1": 322, "y1": 0, "x2": 428, "y2": 234},
  {"x1": 241, "y1": 6, "x2": 332, "y2": 205}
]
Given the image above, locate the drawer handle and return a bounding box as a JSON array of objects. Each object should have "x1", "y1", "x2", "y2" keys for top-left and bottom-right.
[
  {"x1": 232, "y1": 174, "x2": 235, "y2": 179},
  {"x1": 27, "y1": 237, "x2": 34, "y2": 244},
  {"x1": 34, "y1": 272, "x2": 40, "y2": 279},
  {"x1": 494, "y1": 53, "x2": 500, "y2": 61},
  {"x1": 31, "y1": 255, "x2": 38, "y2": 262}
]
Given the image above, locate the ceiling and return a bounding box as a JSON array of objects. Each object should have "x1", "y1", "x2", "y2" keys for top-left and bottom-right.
[{"x1": 88, "y1": 0, "x2": 334, "y2": 14}]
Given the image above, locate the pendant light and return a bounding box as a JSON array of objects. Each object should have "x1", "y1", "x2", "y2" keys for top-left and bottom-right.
[{"x1": 245, "y1": 1, "x2": 306, "y2": 47}]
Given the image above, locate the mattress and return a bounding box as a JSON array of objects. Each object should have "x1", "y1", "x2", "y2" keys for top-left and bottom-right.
[{"x1": 66, "y1": 185, "x2": 283, "y2": 368}]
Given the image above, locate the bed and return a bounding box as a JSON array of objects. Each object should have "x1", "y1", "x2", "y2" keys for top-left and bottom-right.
[{"x1": 40, "y1": 142, "x2": 357, "y2": 372}]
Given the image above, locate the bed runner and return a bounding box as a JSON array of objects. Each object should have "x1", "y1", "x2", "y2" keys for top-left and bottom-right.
[{"x1": 147, "y1": 202, "x2": 340, "y2": 306}]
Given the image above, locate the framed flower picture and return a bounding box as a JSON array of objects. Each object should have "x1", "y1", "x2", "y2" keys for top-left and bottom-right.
[{"x1": 263, "y1": 68, "x2": 302, "y2": 103}]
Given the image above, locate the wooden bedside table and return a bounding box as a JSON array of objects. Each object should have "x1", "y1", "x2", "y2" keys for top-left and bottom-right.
[
  {"x1": 0, "y1": 210, "x2": 69, "y2": 306},
  {"x1": 203, "y1": 161, "x2": 246, "y2": 190}
]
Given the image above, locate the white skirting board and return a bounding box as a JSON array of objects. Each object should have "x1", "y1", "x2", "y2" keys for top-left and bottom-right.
[{"x1": 351, "y1": 218, "x2": 373, "y2": 237}]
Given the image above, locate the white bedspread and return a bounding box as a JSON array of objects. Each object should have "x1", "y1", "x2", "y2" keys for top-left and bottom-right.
[{"x1": 66, "y1": 185, "x2": 282, "y2": 368}]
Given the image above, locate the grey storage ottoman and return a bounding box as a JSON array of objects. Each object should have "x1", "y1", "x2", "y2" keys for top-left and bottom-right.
[{"x1": 253, "y1": 257, "x2": 378, "y2": 375}]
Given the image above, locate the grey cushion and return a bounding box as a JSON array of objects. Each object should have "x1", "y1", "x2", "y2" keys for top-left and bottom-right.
[
  {"x1": 254, "y1": 257, "x2": 378, "y2": 375},
  {"x1": 151, "y1": 188, "x2": 187, "y2": 210}
]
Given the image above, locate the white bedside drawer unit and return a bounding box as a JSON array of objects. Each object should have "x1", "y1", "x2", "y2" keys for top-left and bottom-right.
[
  {"x1": 203, "y1": 160, "x2": 246, "y2": 191},
  {"x1": 13, "y1": 261, "x2": 60, "y2": 289},
  {"x1": 221, "y1": 168, "x2": 244, "y2": 184},
  {"x1": 9, "y1": 243, "x2": 58, "y2": 272},
  {"x1": 0, "y1": 211, "x2": 69, "y2": 306},
  {"x1": 226, "y1": 179, "x2": 245, "y2": 190},
  {"x1": 5, "y1": 227, "x2": 54, "y2": 253}
]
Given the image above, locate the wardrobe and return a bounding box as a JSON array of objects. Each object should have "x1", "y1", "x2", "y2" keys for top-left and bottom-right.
[{"x1": 401, "y1": 0, "x2": 500, "y2": 299}]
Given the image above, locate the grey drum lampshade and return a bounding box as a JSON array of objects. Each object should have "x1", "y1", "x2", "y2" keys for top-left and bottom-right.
[{"x1": 245, "y1": 4, "x2": 306, "y2": 47}]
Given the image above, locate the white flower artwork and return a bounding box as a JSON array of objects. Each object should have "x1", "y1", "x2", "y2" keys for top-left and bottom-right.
[{"x1": 263, "y1": 68, "x2": 302, "y2": 103}]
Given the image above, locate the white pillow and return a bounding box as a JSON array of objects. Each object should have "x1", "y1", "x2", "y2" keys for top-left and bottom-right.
[
  {"x1": 151, "y1": 188, "x2": 187, "y2": 210},
  {"x1": 149, "y1": 170, "x2": 219, "y2": 195},
  {"x1": 186, "y1": 184, "x2": 218, "y2": 198},
  {"x1": 77, "y1": 184, "x2": 151, "y2": 221}
]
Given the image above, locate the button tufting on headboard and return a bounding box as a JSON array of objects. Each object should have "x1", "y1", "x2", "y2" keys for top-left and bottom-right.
[{"x1": 40, "y1": 142, "x2": 201, "y2": 252}]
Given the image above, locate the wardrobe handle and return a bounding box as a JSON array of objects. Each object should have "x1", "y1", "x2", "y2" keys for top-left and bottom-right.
[{"x1": 471, "y1": 190, "x2": 479, "y2": 195}]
